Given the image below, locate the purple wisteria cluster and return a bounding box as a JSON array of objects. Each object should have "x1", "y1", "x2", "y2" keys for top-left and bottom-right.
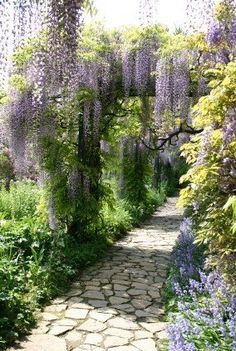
[
  {"x1": 195, "y1": 127, "x2": 213, "y2": 166},
  {"x1": 47, "y1": 0, "x2": 83, "y2": 85},
  {"x1": 1, "y1": 1, "x2": 84, "y2": 170},
  {"x1": 0, "y1": 1, "x2": 12, "y2": 86},
  {"x1": 223, "y1": 109, "x2": 236, "y2": 145},
  {"x1": 9, "y1": 90, "x2": 32, "y2": 175},
  {"x1": 121, "y1": 34, "x2": 159, "y2": 98},
  {"x1": 206, "y1": 0, "x2": 236, "y2": 63},
  {"x1": 135, "y1": 44, "x2": 152, "y2": 95},
  {"x1": 122, "y1": 49, "x2": 133, "y2": 97},
  {"x1": 0, "y1": 0, "x2": 47, "y2": 87},
  {"x1": 220, "y1": 109, "x2": 236, "y2": 193},
  {"x1": 155, "y1": 52, "x2": 190, "y2": 128},
  {"x1": 155, "y1": 57, "x2": 171, "y2": 127},
  {"x1": 207, "y1": 20, "x2": 224, "y2": 45},
  {"x1": 4, "y1": 87, "x2": 39, "y2": 178},
  {"x1": 173, "y1": 52, "x2": 190, "y2": 119},
  {"x1": 167, "y1": 218, "x2": 236, "y2": 351}
]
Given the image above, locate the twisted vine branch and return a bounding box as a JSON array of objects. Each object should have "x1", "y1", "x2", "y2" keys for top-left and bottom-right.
[{"x1": 140, "y1": 123, "x2": 204, "y2": 151}]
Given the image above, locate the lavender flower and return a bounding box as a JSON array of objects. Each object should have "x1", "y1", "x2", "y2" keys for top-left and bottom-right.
[
  {"x1": 168, "y1": 220, "x2": 236, "y2": 351},
  {"x1": 169, "y1": 218, "x2": 205, "y2": 292}
]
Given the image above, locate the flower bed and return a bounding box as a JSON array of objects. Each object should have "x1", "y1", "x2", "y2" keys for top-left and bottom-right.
[{"x1": 165, "y1": 219, "x2": 236, "y2": 351}]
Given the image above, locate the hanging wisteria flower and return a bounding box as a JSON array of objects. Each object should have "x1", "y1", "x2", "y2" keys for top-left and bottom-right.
[
  {"x1": 207, "y1": 21, "x2": 224, "y2": 45},
  {"x1": 155, "y1": 52, "x2": 190, "y2": 127},
  {"x1": 228, "y1": 18, "x2": 236, "y2": 46},
  {"x1": 122, "y1": 49, "x2": 133, "y2": 97},
  {"x1": 155, "y1": 57, "x2": 171, "y2": 127},
  {"x1": 223, "y1": 109, "x2": 236, "y2": 145},
  {"x1": 219, "y1": 109, "x2": 236, "y2": 193},
  {"x1": 135, "y1": 44, "x2": 151, "y2": 95},
  {"x1": 93, "y1": 98, "x2": 102, "y2": 140},
  {"x1": 139, "y1": 0, "x2": 156, "y2": 26},
  {"x1": 173, "y1": 52, "x2": 190, "y2": 119},
  {"x1": 9, "y1": 91, "x2": 29, "y2": 175},
  {"x1": 68, "y1": 168, "x2": 80, "y2": 200},
  {"x1": 195, "y1": 127, "x2": 213, "y2": 166}
]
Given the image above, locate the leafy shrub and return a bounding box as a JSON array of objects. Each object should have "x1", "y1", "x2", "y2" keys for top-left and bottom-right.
[
  {"x1": 0, "y1": 181, "x2": 40, "y2": 220},
  {"x1": 0, "y1": 218, "x2": 78, "y2": 347},
  {"x1": 146, "y1": 183, "x2": 168, "y2": 210},
  {"x1": 100, "y1": 199, "x2": 132, "y2": 239},
  {"x1": 157, "y1": 157, "x2": 188, "y2": 197},
  {"x1": 124, "y1": 183, "x2": 168, "y2": 225},
  {"x1": 0, "y1": 150, "x2": 14, "y2": 190},
  {"x1": 0, "y1": 255, "x2": 34, "y2": 347},
  {"x1": 0, "y1": 181, "x2": 72, "y2": 347}
]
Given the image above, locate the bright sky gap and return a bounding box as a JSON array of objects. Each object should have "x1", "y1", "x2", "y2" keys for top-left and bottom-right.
[{"x1": 85, "y1": 0, "x2": 188, "y2": 31}]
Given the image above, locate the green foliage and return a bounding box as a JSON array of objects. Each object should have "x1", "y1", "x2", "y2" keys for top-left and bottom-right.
[
  {"x1": 158, "y1": 32, "x2": 188, "y2": 57},
  {"x1": 157, "y1": 156, "x2": 188, "y2": 196},
  {"x1": 122, "y1": 145, "x2": 151, "y2": 204},
  {"x1": 179, "y1": 62, "x2": 236, "y2": 279},
  {"x1": 224, "y1": 196, "x2": 236, "y2": 233},
  {"x1": 124, "y1": 182, "x2": 168, "y2": 224},
  {"x1": 193, "y1": 62, "x2": 236, "y2": 128},
  {"x1": 100, "y1": 198, "x2": 132, "y2": 239},
  {"x1": 0, "y1": 151, "x2": 14, "y2": 190},
  {"x1": 83, "y1": 0, "x2": 97, "y2": 16},
  {"x1": 0, "y1": 89, "x2": 9, "y2": 105},
  {"x1": 0, "y1": 255, "x2": 34, "y2": 346},
  {"x1": 12, "y1": 35, "x2": 47, "y2": 70},
  {"x1": 0, "y1": 181, "x2": 40, "y2": 220},
  {"x1": 8, "y1": 74, "x2": 28, "y2": 92},
  {"x1": 12, "y1": 41, "x2": 36, "y2": 69}
]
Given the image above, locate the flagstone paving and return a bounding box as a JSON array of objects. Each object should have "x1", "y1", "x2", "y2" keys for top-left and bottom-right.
[{"x1": 9, "y1": 197, "x2": 182, "y2": 351}]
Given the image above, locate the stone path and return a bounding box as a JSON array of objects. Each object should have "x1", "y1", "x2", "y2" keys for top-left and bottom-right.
[{"x1": 9, "y1": 197, "x2": 182, "y2": 351}]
